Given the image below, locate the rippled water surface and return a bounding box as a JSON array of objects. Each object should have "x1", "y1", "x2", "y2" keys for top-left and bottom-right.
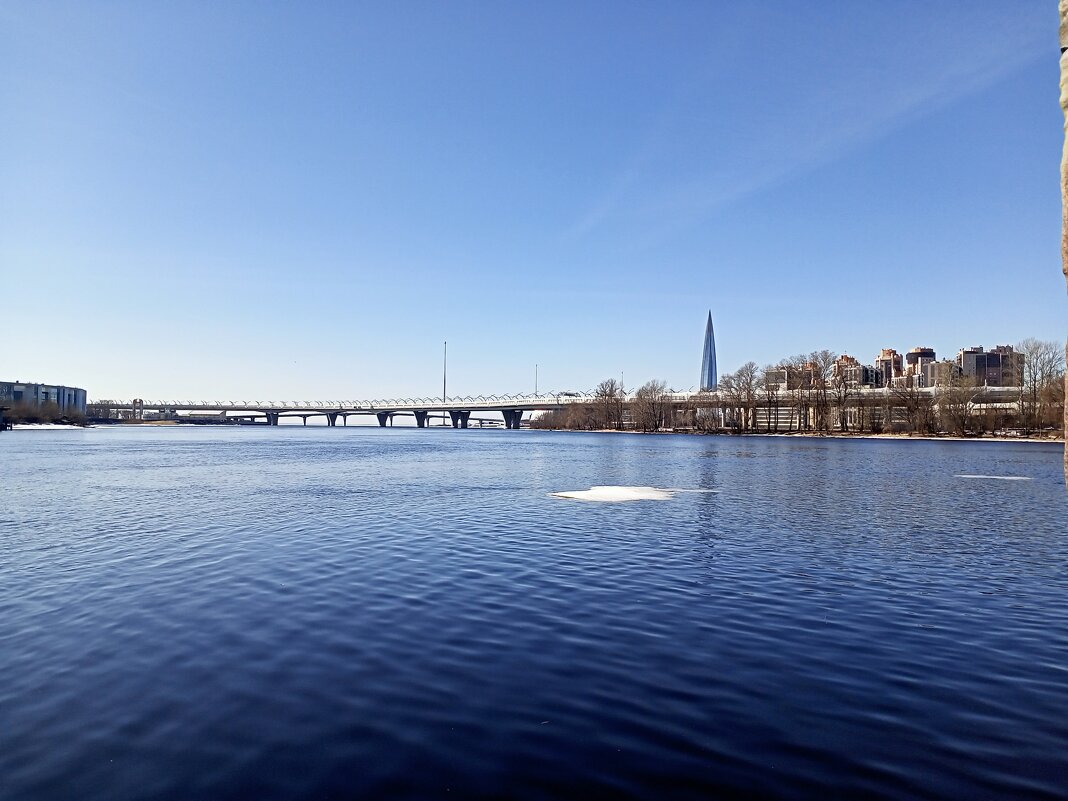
[{"x1": 2, "y1": 428, "x2": 1066, "y2": 800}]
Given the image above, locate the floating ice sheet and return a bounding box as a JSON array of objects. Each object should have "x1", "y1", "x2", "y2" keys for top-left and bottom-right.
[
  {"x1": 954, "y1": 475, "x2": 1032, "y2": 481},
  {"x1": 550, "y1": 486, "x2": 718, "y2": 502}
]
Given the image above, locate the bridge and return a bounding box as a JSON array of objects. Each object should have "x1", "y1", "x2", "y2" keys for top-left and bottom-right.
[
  {"x1": 101, "y1": 392, "x2": 621, "y2": 428},
  {"x1": 94, "y1": 385, "x2": 1024, "y2": 430}
]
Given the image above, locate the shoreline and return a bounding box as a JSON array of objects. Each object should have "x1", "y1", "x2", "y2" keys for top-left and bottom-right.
[
  {"x1": 534, "y1": 428, "x2": 1064, "y2": 444},
  {"x1": 8, "y1": 422, "x2": 1064, "y2": 444}
]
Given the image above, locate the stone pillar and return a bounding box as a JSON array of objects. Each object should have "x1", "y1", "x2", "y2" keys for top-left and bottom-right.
[{"x1": 1061, "y1": 1, "x2": 1068, "y2": 486}]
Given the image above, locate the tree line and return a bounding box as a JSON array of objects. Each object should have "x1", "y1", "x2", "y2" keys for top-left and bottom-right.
[
  {"x1": 1, "y1": 401, "x2": 87, "y2": 425},
  {"x1": 531, "y1": 338, "x2": 1065, "y2": 438}
]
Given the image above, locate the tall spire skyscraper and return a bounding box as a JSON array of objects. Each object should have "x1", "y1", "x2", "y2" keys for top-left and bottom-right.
[{"x1": 700, "y1": 311, "x2": 717, "y2": 391}]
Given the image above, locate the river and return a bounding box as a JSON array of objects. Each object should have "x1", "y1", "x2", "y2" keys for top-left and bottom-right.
[{"x1": 2, "y1": 427, "x2": 1065, "y2": 800}]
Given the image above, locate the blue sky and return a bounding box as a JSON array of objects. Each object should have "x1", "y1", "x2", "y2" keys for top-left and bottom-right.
[{"x1": 1, "y1": 1, "x2": 1063, "y2": 401}]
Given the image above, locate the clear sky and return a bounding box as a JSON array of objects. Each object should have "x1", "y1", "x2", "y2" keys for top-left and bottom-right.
[{"x1": 1, "y1": 1, "x2": 1063, "y2": 401}]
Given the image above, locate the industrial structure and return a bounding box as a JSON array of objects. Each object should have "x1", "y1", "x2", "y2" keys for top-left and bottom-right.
[{"x1": 0, "y1": 381, "x2": 87, "y2": 414}]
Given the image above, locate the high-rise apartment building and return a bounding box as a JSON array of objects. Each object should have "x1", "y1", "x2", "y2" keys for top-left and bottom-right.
[
  {"x1": 957, "y1": 345, "x2": 1024, "y2": 387},
  {"x1": 923, "y1": 360, "x2": 963, "y2": 387},
  {"x1": 874, "y1": 349, "x2": 903, "y2": 387},
  {"x1": 905, "y1": 347, "x2": 936, "y2": 378},
  {"x1": 832, "y1": 354, "x2": 877, "y2": 388}
]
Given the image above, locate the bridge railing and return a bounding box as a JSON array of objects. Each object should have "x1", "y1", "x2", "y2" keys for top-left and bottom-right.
[{"x1": 102, "y1": 385, "x2": 1025, "y2": 413}]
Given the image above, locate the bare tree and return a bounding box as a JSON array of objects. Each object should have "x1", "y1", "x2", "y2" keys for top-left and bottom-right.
[
  {"x1": 785, "y1": 355, "x2": 809, "y2": 432},
  {"x1": 759, "y1": 365, "x2": 782, "y2": 433},
  {"x1": 632, "y1": 380, "x2": 668, "y2": 433},
  {"x1": 890, "y1": 381, "x2": 936, "y2": 435},
  {"x1": 692, "y1": 388, "x2": 722, "y2": 433},
  {"x1": 593, "y1": 378, "x2": 624, "y2": 430},
  {"x1": 937, "y1": 374, "x2": 983, "y2": 436},
  {"x1": 718, "y1": 372, "x2": 742, "y2": 432},
  {"x1": 1044, "y1": 371, "x2": 1066, "y2": 432},
  {"x1": 733, "y1": 361, "x2": 759, "y2": 432},
  {"x1": 809, "y1": 349, "x2": 836, "y2": 432},
  {"x1": 1017, "y1": 338, "x2": 1065, "y2": 433},
  {"x1": 830, "y1": 371, "x2": 852, "y2": 432}
]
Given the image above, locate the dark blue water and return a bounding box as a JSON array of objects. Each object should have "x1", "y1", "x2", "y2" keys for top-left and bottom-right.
[{"x1": 2, "y1": 428, "x2": 1066, "y2": 800}]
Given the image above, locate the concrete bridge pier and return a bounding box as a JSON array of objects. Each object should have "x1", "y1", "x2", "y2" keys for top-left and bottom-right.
[
  {"x1": 414, "y1": 411, "x2": 428, "y2": 428},
  {"x1": 301, "y1": 416, "x2": 309, "y2": 426},
  {"x1": 326, "y1": 412, "x2": 338, "y2": 427},
  {"x1": 502, "y1": 409, "x2": 524, "y2": 429},
  {"x1": 449, "y1": 410, "x2": 471, "y2": 428},
  {"x1": 265, "y1": 412, "x2": 280, "y2": 426},
  {"x1": 377, "y1": 412, "x2": 393, "y2": 427}
]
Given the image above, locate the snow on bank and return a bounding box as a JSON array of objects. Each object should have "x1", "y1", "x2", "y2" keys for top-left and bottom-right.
[
  {"x1": 550, "y1": 486, "x2": 718, "y2": 502},
  {"x1": 10, "y1": 423, "x2": 89, "y2": 430}
]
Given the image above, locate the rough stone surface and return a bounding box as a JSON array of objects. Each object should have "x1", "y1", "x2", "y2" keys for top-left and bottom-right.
[{"x1": 1061, "y1": 1, "x2": 1068, "y2": 486}]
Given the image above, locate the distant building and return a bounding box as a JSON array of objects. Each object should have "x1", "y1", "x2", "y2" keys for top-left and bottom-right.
[
  {"x1": 761, "y1": 366, "x2": 789, "y2": 393},
  {"x1": 699, "y1": 311, "x2": 717, "y2": 391},
  {"x1": 957, "y1": 345, "x2": 1024, "y2": 387},
  {"x1": 904, "y1": 347, "x2": 936, "y2": 381},
  {"x1": 763, "y1": 362, "x2": 822, "y2": 393},
  {"x1": 874, "y1": 349, "x2": 903, "y2": 387},
  {"x1": 923, "y1": 359, "x2": 963, "y2": 387},
  {"x1": 833, "y1": 354, "x2": 877, "y2": 388},
  {"x1": 0, "y1": 381, "x2": 87, "y2": 414}
]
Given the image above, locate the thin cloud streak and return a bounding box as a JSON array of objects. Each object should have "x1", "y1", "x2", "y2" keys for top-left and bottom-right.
[{"x1": 567, "y1": 6, "x2": 1049, "y2": 247}]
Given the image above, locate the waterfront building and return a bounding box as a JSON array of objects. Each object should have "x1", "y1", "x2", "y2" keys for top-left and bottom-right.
[
  {"x1": 957, "y1": 345, "x2": 1024, "y2": 387},
  {"x1": 0, "y1": 381, "x2": 87, "y2": 414},
  {"x1": 699, "y1": 311, "x2": 717, "y2": 391}
]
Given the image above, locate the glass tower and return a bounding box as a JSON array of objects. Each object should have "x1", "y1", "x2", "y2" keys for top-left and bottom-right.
[{"x1": 700, "y1": 311, "x2": 717, "y2": 391}]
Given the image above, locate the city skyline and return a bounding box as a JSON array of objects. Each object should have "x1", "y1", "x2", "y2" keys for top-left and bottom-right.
[
  {"x1": 1, "y1": 2, "x2": 1062, "y2": 399},
  {"x1": 0, "y1": 312, "x2": 1056, "y2": 400}
]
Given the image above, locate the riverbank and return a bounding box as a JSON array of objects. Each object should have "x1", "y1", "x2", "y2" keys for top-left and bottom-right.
[
  {"x1": 535, "y1": 427, "x2": 1063, "y2": 444},
  {"x1": 755, "y1": 432, "x2": 1062, "y2": 444},
  {"x1": 11, "y1": 423, "x2": 90, "y2": 430}
]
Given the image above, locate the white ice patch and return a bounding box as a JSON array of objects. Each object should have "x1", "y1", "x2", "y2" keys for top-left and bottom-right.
[
  {"x1": 954, "y1": 475, "x2": 1032, "y2": 481},
  {"x1": 550, "y1": 486, "x2": 717, "y2": 502},
  {"x1": 11, "y1": 423, "x2": 87, "y2": 430}
]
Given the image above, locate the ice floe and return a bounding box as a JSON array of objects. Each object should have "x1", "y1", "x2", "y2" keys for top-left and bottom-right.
[
  {"x1": 550, "y1": 486, "x2": 717, "y2": 502},
  {"x1": 954, "y1": 475, "x2": 1032, "y2": 481}
]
